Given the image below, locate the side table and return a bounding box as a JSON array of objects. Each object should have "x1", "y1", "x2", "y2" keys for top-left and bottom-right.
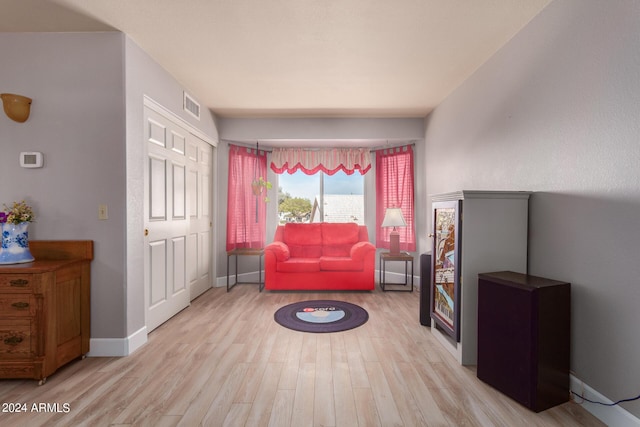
[
  {"x1": 379, "y1": 251, "x2": 414, "y2": 292},
  {"x1": 227, "y1": 248, "x2": 264, "y2": 292}
]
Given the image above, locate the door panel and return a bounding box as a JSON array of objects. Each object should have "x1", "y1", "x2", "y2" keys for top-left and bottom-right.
[
  {"x1": 171, "y1": 131, "x2": 185, "y2": 154},
  {"x1": 198, "y1": 230, "x2": 210, "y2": 280},
  {"x1": 201, "y1": 171, "x2": 210, "y2": 217},
  {"x1": 172, "y1": 163, "x2": 186, "y2": 219},
  {"x1": 187, "y1": 232, "x2": 198, "y2": 284},
  {"x1": 149, "y1": 156, "x2": 167, "y2": 220},
  {"x1": 144, "y1": 107, "x2": 190, "y2": 332},
  {"x1": 188, "y1": 169, "x2": 198, "y2": 219},
  {"x1": 188, "y1": 138, "x2": 213, "y2": 300},
  {"x1": 149, "y1": 240, "x2": 167, "y2": 307},
  {"x1": 172, "y1": 236, "x2": 186, "y2": 293},
  {"x1": 148, "y1": 119, "x2": 166, "y2": 147}
]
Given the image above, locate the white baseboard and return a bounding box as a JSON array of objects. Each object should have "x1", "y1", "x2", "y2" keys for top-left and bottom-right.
[
  {"x1": 217, "y1": 271, "x2": 421, "y2": 289},
  {"x1": 216, "y1": 271, "x2": 262, "y2": 288},
  {"x1": 87, "y1": 326, "x2": 148, "y2": 357},
  {"x1": 570, "y1": 374, "x2": 640, "y2": 426},
  {"x1": 218, "y1": 271, "x2": 421, "y2": 289},
  {"x1": 377, "y1": 269, "x2": 420, "y2": 290}
]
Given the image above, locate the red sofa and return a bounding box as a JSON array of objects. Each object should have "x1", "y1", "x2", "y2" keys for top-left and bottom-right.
[{"x1": 264, "y1": 222, "x2": 376, "y2": 291}]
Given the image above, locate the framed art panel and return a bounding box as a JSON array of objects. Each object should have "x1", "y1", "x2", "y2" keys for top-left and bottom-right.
[{"x1": 430, "y1": 200, "x2": 461, "y2": 342}]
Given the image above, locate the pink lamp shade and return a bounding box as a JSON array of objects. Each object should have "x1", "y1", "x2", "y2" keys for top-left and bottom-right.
[{"x1": 381, "y1": 207, "x2": 406, "y2": 255}]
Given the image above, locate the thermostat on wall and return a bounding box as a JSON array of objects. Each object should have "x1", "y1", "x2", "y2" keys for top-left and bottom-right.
[{"x1": 20, "y1": 152, "x2": 44, "y2": 168}]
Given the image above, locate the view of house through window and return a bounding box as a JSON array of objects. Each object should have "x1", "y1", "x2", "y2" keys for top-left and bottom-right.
[{"x1": 278, "y1": 170, "x2": 364, "y2": 224}]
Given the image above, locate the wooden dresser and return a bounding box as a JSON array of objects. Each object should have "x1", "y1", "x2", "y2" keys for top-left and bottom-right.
[{"x1": 0, "y1": 240, "x2": 92, "y2": 384}]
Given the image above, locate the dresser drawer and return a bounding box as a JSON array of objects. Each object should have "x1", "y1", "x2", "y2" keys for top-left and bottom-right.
[
  {"x1": 0, "y1": 275, "x2": 34, "y2": 290},
  {"x1": 0, "y1": 295, "x2": 37, "y2": 317},
  {"x1": 0, "y1": 320, "x2": 33, "y2": 359}
]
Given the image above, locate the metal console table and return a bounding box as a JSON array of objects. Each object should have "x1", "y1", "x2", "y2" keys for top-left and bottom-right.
[
  {"x1": 227, "y1": 248, "x2": 264, "y2": 292},
  {"x1": 379, "y1": 251, "x2": 414, "y2": 292}
]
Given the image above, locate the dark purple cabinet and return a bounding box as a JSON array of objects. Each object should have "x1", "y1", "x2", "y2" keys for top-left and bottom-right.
[{"x1": 477, "y1": 271, "x2": 570, "y2": 412}]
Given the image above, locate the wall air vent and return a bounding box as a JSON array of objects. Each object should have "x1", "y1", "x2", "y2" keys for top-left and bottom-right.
[{"x1": 183, "y1": 92, "x2": 200, "y2": 120}]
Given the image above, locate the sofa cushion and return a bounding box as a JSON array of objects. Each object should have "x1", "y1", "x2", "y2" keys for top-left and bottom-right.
[
  {"x1": 321, "y1": 223, "x2": 359, "y2": 245},
  {"x1": 277, "y1": 258, "x2": 321, "y2": 273},
  {"x1": 322, "y1": 244, "x2": 354, "y2": 257},
  {"x1": 284, "y1": 223, "x2": 322, "y2": 245},
  {"x1": 284, "y1": 223, "x2": 323, "y2": 257},
  {"x1": 321, "y1": 223, "x2": 360, "y2": 256},
  {"x1": 288, "y1": 244, "x2": 323, "y2": 258},
  {"x1": 319, "y1": 256, "x2": 363, "y2": 271}
]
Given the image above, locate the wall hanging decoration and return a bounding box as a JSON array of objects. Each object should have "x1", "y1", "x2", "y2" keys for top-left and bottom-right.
[{"x1": 0, "y1": 200, "x2": 35, "y2": 264}]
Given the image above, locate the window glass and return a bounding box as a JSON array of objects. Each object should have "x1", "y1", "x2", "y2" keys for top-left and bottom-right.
[{"x1": 278, "y1": 170, "x2": 364, "y2": 224}]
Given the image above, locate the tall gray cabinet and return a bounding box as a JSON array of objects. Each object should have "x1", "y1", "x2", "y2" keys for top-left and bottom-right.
[{"x1": 429, "y1": 190, "x2": 530, "y2": 365}]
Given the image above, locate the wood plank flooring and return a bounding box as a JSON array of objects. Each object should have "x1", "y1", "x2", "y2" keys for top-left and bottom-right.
[{"x1": 0, "y1": 285, "x2": 605, "y2": 426}]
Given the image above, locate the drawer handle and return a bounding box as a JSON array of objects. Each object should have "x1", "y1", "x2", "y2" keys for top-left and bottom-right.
[
  {"x1": 4, "y1": 336, "x2": 23, "y2": 346},
  {"x1": 9, "y1": 279, "x2": 29, "y2": 287},
  {"x1": 11, "y1": 302, "x2": 29, "y2": 309}
]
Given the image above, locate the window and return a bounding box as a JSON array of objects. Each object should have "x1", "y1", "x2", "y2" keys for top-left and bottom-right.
[
  {"x1": 375, "y1": 145, "x2": 416, "y2": 251},
  {"x1": 278, "y1": 170, "x2": 364, "y2": 224}
]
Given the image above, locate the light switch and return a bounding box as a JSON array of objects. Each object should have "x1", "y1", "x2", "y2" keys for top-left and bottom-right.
[{"x1": 98, "y1": 204, "x2": 108, "y2": 220}]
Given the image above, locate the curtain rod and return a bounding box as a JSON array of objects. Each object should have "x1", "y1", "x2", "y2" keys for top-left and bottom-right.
[
  {"x1": 223, "y1": 140, "x2": 274, "y2": 152},
  {"x1": 221, "y1": 139, "x2": 416, "y2": 153}
]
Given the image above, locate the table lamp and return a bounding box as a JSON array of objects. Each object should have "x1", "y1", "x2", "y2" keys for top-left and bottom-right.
[{"x1": 381, "y1": 207, "x2": 406, "y2": 255}]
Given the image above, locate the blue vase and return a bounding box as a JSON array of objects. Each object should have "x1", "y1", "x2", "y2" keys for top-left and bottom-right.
[{"x1": 0, "y1": 222, "x2": 35, "y2": 264}]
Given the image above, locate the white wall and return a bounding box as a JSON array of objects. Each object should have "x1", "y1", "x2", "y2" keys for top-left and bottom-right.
[{"x1": 423, "y1": 0, "x2": 640, "y2": 419}]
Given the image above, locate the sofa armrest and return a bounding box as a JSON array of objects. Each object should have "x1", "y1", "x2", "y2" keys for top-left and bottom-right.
[
  {"x1": 265, "y1": 241, "x2": 291, "y2": 262},
  {"x1": 350, "y1": 241, "x2": 376, "y2": 261}
]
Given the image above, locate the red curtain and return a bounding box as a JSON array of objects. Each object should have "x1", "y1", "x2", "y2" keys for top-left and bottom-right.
[
  {"x1": 226, "y1": 144, "x2": 268, "y2": 251},
  {"x1": 375, "y1": 145, "x2": 416, "y2": 251}
]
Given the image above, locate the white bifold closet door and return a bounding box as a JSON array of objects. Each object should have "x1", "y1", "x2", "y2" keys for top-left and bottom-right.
[{"x1": 144, "y1": 105, "x2": 213, "y2": 332}]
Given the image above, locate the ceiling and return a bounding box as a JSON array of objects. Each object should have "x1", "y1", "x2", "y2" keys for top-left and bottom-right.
[{"x1": 2, "y1": 0, "x2": 551, "y2": 119}]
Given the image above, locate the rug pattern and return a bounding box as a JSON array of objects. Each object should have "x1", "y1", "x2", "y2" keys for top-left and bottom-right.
[{"x1": 274, "y1": 300, "x2": 369, "y2": 333}]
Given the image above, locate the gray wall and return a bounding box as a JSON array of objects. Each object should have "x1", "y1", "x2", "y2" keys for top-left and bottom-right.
[
  {"x1": 0, "y1": 32, "x2": 219, "y2": 343},
  {"x1": 423, "y1": 0, "x2": 640, "y2": 417},
  {"x1": 0, "y1": 32, "x2": 127, "y2": 339},
  {"x1": 219, "y1": 117, "x2": 425, "y2": 141}
]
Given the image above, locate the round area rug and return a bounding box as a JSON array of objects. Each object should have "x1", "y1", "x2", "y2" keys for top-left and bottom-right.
[{"x1": 274, "y1": 300, "x2": 368, "y2": 333}]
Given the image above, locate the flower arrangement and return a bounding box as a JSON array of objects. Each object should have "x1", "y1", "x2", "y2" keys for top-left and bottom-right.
[{"x1": 0, "y1": 200, "x2": 35, "y2": 224}]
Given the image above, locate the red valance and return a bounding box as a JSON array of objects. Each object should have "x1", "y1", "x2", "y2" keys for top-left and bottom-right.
[{"x1": 270, "y1": 148, "x2": 371, "y2": 175}]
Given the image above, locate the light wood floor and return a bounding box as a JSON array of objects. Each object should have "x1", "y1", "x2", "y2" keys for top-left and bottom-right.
[{"x1": 0, "y1": 285, "x2": 604, "y2": 426}]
